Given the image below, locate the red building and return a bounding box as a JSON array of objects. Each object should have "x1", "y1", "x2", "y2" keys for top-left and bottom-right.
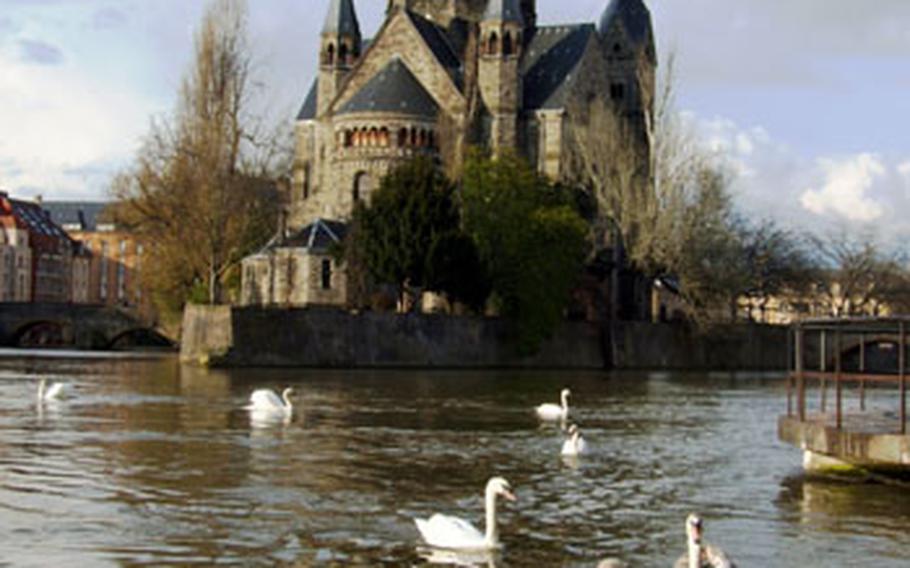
[{"x1": 0, "y1": 193, "x2": 77, "y2": 303}]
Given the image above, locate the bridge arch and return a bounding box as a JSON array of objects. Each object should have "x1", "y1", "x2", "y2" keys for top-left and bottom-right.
[
  {"x1": 12, "y1": 320, "x2": 71, "y2": 348},
  {"x1": 106, "y1": 328, "x2": 175, "y2": 351}
]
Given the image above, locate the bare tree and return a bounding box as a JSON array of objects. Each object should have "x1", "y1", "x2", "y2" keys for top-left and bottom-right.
[
  {"x1": 112, "y1": 0, "x2": 286, "y2": 314},
  {"x1": 809, "y1": 231, "x2": 910, "y2": 317},
  {"x1": 568, "y1": 51, "x2": 750, "y2": 323}
]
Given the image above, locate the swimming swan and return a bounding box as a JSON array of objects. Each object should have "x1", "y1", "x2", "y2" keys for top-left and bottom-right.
[
  {"x1": 245, "y1": 387, "x2": 294, "y2": 419},
  {"x1": 674, "y1": 514, "x2": 736, "y2": 568},
  {"x1": 415, "y1": 477, "x2": 516, "y2": 550},
  {"x1": 535, "y1": 388, "x2": 570, "y2": 421},
  {"x1": 561, "y1": 424, "x2": 588, "y2": 456},
  {"x1": 37, "y1": 379, "x2": 65, "y2": 402}
]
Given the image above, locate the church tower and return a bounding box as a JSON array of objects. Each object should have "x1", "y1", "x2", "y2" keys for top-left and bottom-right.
[
  {"x1": 318, "y1": 0, "x2": 362, "y2": 117},
  {"x1": 598, "y1": 0, "x2": 656, "y2": 122},
  {"x1": 478, "y1": 0, "x2": 523, "y2": 152}
]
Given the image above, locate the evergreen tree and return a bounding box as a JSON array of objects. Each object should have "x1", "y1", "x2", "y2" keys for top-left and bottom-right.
[{"x1": 462, "y1": 150, "x2": 589, "y2": 354}]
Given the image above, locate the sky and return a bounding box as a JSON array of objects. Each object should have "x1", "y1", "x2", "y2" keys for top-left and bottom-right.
[{"x1": 1, "y1": 0, "x2": 909, "y2": 240}]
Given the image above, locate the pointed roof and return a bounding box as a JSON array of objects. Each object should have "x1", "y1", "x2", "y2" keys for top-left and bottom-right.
[
  {"x1": 598, "y1": 0, "x2": 652, "y2": 45},
  {"x1": 339, "y1": 58, "x2": 439, "y2": 117},
  {"x1": 522, "y1": 24, "x2": 596, "y2": 110},
  {"x1": 278, "y1": 219, "x2": 348, "y2": 251},
  {"x1": 322, "y1": 0, "x2": 361, "y2": 37},
  {"x1": 483, "y1": 0, "x2": 525, "y2": 25},
  {"x1": 296, "y1": 80, "x2": 318, "y2": 121}
]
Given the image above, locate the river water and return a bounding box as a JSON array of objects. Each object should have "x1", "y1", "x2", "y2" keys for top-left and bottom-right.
[{"x1": 0, "y1": 354, "x2": 907, "y2": 567}]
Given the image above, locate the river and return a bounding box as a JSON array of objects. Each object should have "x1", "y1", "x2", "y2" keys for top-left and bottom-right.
[{"x1": 0, "y1": 353, "x2": 906, "y2": 566}]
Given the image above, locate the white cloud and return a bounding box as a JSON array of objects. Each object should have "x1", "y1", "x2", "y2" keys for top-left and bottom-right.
[
  {"x1": 0, "y1": 49, "x2": 154, "y2": 199},
  {"x1": 800, "y1": 154, "x2": 886, "y2": 223},
  {"x1": 899, "y1": 161, "x2": 910, "y2": 182}
]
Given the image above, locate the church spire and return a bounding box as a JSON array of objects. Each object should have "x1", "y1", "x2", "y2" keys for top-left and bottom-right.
[
  {"x1": 318, "y1": 0, "x2": 362, "y2": 116},
  {"x1": 322, "y1": 0, "x2": 361, "y2": 38},
  {"x1": 483, "y1": 0, "x2": 524, "y2": 25}
]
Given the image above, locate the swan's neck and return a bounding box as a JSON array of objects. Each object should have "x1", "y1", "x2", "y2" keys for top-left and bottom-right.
[
  {"x1": 37, "y1": 379, "x2": 46, "y2": 401},
  {"x1": 281, "y1": 390, "x2": 293, "y2": 410},
  {"x1": 560, "y1": 393, "x2": 569, "y2": 411},
  {"x1": 688, "y1": 537, "x2": 702, "y2": 568},
  {"x1": 484, "y1": 488, "x2": 499, "y2": 547}
]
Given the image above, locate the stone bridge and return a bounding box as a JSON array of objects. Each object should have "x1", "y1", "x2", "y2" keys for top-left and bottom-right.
[{"x1": 0, "y1": 303, "x2": 174, "y2": 350}]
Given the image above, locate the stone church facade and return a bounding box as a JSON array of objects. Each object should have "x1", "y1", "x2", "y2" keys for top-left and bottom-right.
[{"x1": 242, "y1": 0, "x2": 655, "y2": 308}]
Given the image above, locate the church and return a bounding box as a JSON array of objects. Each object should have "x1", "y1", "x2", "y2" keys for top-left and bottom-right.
[{"x1": 241, "y1": 0, "x2": 655, "y2": 308}]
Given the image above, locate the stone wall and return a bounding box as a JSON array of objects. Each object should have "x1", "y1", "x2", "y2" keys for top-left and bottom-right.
[
  {"x1": 612, "y1": 322, "x2": 789, "y2": 371},
  {"x1": 181, "y1": 305, "x2": 789, "y2": 371},
  {"x1": 181, "y1": 305, "x2": 603, "y2": 369}
]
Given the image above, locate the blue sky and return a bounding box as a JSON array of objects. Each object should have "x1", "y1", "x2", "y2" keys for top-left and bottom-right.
[{"x1": 1, "y1": 0, "x2": 909, "y2": 239}]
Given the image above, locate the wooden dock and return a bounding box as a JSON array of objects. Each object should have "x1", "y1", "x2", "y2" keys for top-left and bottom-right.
[{"x1": 779, "y1": 318, "x2": 910, "y2": 476}]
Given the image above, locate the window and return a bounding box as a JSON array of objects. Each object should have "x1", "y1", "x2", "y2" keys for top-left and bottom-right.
[
  {"x1": 117, "y1": 263, "x2": 126, "y2": 302},
  {"x1": 610, "y1": 82, "x2": 625, "y2": 101},
  {"x1": 353, "y1": 172, "x2": 374, "y2": 203},
  {"x1": 99, "y1": 242, "x2": 108, "y2": 300},
  {"x1": 488, "y1": 32, "x2": 499, "y2": 55},
  {"x1": 321, "y1": 259, "x2": 332, "y2": 290},
  {"x1": 503, "y1": 32, "x2": 513, "y2": 56}
]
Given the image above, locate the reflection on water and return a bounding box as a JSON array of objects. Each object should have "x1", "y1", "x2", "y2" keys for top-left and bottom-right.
[{"x1": 0, "y1": 357, "x2": 907, "y2": 566}]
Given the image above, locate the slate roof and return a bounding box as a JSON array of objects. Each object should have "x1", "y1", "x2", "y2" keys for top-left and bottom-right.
[
  {"x1": 407, "y1": 11, "x2": 461, "y2": 70},
  {"x1": 599, "y1": 0, "x2": 653, "y2": 46},
  {"x1": 9, "y1": 199, "x2": 71, "y2": 241},
  {"x1": 278, "y1": 219, "x2": 347, "y2": 251},
  {"x1": 296, "y1": 80, "x2": 318, "y2": 121},
  {"x1": 339, "y1": 58, "x2": 439, "y2": 117},
  {"x1": 42, "y1": 201, "x2": 110, "y2": 232},
  {"x1": 521, "y1": 24, "x2": 596, "y2": 110},
  {"x1": 322, "y1": 0, "x2": 360, "y2": 37},
  {"x1": 484, "y1": 0, "x2": 524, "y2": 25}
]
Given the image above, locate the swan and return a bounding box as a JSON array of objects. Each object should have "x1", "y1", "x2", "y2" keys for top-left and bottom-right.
[
  {"x1": 37, "y1": 378, "x2": 65, "y2": 402},
  {"x1": 674, "y1": 514, "x2": 736, "y2": 568},
  {"x1": 245, "y1": 387, "x2": 294, "y2": 419},
  {"x1": 415, "y1": 477, "x2": 516, "y2": 551},
  {"x1": 561, "y1": 424, "x2": 588, "y2": 456},
  {"x1": 535, "y1": 388, "x2": 570, "y2": 421}
]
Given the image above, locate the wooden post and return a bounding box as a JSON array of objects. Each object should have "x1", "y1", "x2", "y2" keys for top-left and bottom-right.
[
  {"x1": 901, "y1": 322, "x2": 906, "y2": 435},
  {"x1": 836, "y1": 327, "x2": 843, "y2": 430},
  {"x1": 820, "y1": 329, "x2": 827, "y2": 413},
  {"x1": 859, "y1": 331, "x2": 866, "y2": 412},
  {"x1": 796, "y1": 325, "x2": 805, "y2": 421},
  {"x1": 787, "y1": 326, "x2": 793, "y2": 417}
]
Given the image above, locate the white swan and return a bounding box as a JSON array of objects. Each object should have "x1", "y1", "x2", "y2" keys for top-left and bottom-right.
[
  {"x1": 561, "y1": 424, "x2": 588, "y2": 456},
  {"x1": 535, "y1": 388, "x2": 570, "y2": 421},
  {"x1": 415, "y1": 477, "x2": 516, "y2": 551},
  {"x1": 245, "y1": 387, "x2": 294, "y2": 419},
  {"x1": 37, "y1": 378, "x2": 65, "y2": 403},
  {"x1": 674, "y1": 514, "x2": 736, "y2": 568}
]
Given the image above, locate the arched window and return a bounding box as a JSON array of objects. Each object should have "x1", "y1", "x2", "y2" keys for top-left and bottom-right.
[
  {"x1": 503, "y1": 32, "x2": 513, "y2": 56},
  {"x1": 368, "y1": 127, "x2": 379, "y2": 147},
  {"x1": 325, "y1": 43, "x2": 335, "y2": 65},
  {"x1": 488, "y1": 32, "x2": 499, "y2": 56},
  {"x1": 353, "y1": 172, "x2": 374, "y2": 203},
  {"x1": 397, "y1": 127, "x2": 408, "y2": 147},
  {"x1": 339, "y1": 43, "x2": 349, "y2": 65},
  {"x1": 418, "y1": 129, "x2": 427, "y2": 147},
  {"x1": 379, "y1": 127, "x2": 390, "y2": 147},
  {"x1": 610, "y1": 82, "x2": 625, "y2": 101},
  {"x1": 410, "y1": 127, "x2": 418, "y2": 146},
  {"x1": 303, "y1": 163, "x2": 311, "y2": 199}
]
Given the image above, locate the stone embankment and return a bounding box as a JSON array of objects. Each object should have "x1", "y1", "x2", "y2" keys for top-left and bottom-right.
[{"x1": 181, "y1": 305, "x2": 787, "y2": 370}]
